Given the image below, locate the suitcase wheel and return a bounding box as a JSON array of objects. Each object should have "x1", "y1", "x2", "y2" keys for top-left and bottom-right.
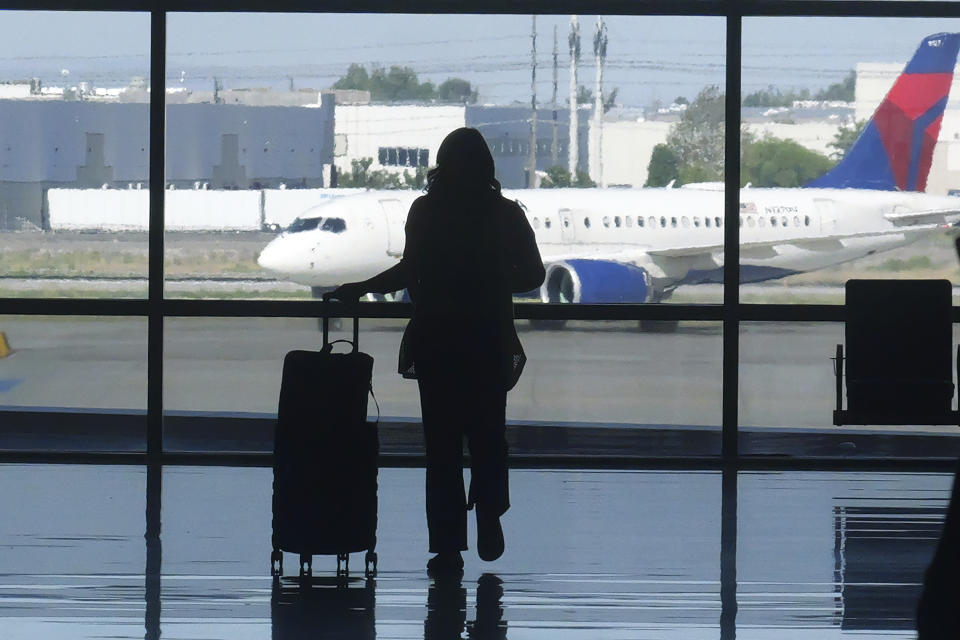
[
  {"x1": 299, "y1": 554, "x2": 312, "y2": 577},
  {"x1": 337, "y1": 552, "x2": 349, "y2": 575},
  {"x1": 271, "y1": 550, "x2": 283, "y2": 577},
  {"x1": 365, "y1": 551, "x2": 378, "y2": 577}
]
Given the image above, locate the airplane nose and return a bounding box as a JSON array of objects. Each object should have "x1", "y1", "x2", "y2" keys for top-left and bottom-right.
[{"x1": 257, "y1": 241, "x2": 285, "y2": 273}]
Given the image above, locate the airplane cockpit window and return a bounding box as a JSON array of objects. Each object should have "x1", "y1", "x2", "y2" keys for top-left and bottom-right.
[
  {"x1": 286, "y1": 217, "x2": 322, "y2": 234},
  {"x1": 320, "y1": 218, "x2": 347, "y2": 233}
]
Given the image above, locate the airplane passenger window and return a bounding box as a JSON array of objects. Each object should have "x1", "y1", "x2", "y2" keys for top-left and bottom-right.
[
  {"x1": 769, "y1": 217, "x2": 776, "y2": 227},
  {"x1": 584, "y1": 217, "x2": 591, "y2": 229},
  {"x1": 614, "y1": 216, "x2": 621, "y2": 228},
  {"x1": 545, "y1": 218, "x2": 552, "y2": 229},
  {"x1": 804, "y1": 215, "x2": 810, "y2": 227},
  {"x1": 660, "y1": 216, "x2": 666, "y2": 228},
  {"x1": 747, "y1": 217, "x2": 756, "y2": 228},
  {"x1": 320, "y1": 218, "x2": 346, "y2": 233},
  {"x1": 694, "y1": 217, "x2": 701, "y2": 227},
  {"x1": 637, "y1": 217, "x2": 644, "y2": 228},
  {"x1": 794, "y1": 216, "x2": 800, "y2": 227},
  {"x1": 739, "y1": 216, "x2": 744, "y2": 227},
  {"x1": 603, "y1": 216, "x2": 611, "y2": 228},
  {"x1": 533, "y1": 217, "x2": 540, "y2": 229},
  {"x1": 563, "y1": 218, "x2": 569, "y2": 228},
  {"x1": 625, "y1": 216, "x2": 633, "y2": 228},
  {"x1": 716, "y1": 217, "x2": 722, "y2": 228},
  {"x1": 759, "y1": 217, "x2": 766, "y2": 227},
  {"x1": 705, "y1": 218, "x2": 711, "y2": 228},
  {"x1": 650, "y1": 216, "x2": 657, "y2": 228},
  {"x1": 286, "y1": 217, "x2": 321, "y2": 233},
  {"x1": 781, "y1": 216, "x2": 789, "y2": 227},
  {"x1": 671, "y1": 217, "x2": 677, "y2": 228},
  {"x1": 681, "y1": 216, "x2": 690, "y2": 228}
]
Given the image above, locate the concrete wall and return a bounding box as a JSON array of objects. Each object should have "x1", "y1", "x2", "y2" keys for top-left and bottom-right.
[
  {"x1": 589, "y1": 119, "x2": 671, "y2": 187},
  {"x1": 47, "y1": 189, "x2": 263, "y2": 231}
]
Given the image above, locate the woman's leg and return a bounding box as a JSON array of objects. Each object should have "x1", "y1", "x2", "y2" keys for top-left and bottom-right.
[
  {"x1": 418, "y1": 376, "x2": 468, "y2": 553},
  {"x1": 466, "y1": 384, "x2": 509, "y2": 517}
]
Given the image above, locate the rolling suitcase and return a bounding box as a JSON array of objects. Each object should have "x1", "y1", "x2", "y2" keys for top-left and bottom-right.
[{"x1": 271, "y1": 308, "x2": 379, "y2": 578}]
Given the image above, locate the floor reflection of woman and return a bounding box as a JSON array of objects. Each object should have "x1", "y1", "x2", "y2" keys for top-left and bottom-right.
[{"x1": 331, "y1": 127, "x2": 545, "y2": 573}]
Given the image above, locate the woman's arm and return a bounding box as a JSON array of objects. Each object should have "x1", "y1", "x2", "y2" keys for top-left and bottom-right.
[{"x1": 507, "y1": 204, "x2": 546, "y2": 293}]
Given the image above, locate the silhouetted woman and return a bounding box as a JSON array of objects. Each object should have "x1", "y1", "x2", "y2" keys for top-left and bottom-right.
[{"x1": 331, "y1": 128, "x2": 545, "y2": 574}]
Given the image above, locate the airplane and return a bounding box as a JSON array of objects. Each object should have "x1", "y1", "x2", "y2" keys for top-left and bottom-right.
[{"x1": 257, "y1": 32, "x2": 960, "y2": 321}]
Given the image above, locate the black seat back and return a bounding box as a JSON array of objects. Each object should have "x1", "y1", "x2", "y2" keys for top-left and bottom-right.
[{"x1": 845, "y1": 279, "x2": 953, "y2": 414}]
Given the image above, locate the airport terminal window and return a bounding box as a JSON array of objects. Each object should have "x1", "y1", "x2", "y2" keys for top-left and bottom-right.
[{"x1": 378, "y1": 146, "x2": 429, "y2": 168}]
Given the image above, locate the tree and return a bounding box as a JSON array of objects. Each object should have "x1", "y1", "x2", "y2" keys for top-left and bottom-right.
[
  {"x1": 336, "y1": 157, "x2": 425, "y2": 189},
  {"x1": 674, "y1": 96, "x2": 689, "y2": 106},
  {"x1": 437, "y1": 78, "x2": 477, "y2": 104},
  {"x1": 576, "y1": 84, "x2": 618, "y2": 112},
  {"x1": 816, "y1": 70, "x2": 856, "y2": 102},
  {"x1": 741, "y1": 134, "x2": 834, "y2": 187},
  {"x1": 645, "y1": 144, "x2": 679, "y2": 187},
  {"x1": 331, "y1": 64, "x2": 477, "y2": 103},
  {"x1": 540, "y1": 166, "x2": 595, "y2": 188},
  {"x1": 829, "y1": 119, "x2": 867, "y2": 160},
  {"x1": 666, "y1": 85, "x2": 726, "y2": 179}
]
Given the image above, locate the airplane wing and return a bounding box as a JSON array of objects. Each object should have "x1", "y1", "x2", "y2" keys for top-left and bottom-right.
[
  {"x1": 883, "y1": 208, "x2": 960, "y2": 227},
  {"x1": 646, "y1": 224, "x2": 947, "y2": 259}
]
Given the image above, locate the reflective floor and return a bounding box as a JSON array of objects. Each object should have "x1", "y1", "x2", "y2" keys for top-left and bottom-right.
[{"x1": 0, "y1": 465, "x2": 952, "y2": 639}]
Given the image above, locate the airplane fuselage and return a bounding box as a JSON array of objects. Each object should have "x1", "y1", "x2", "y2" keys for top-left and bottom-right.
[{"x1": 256, "y1": 187, "x2": 960, "y2": 301}]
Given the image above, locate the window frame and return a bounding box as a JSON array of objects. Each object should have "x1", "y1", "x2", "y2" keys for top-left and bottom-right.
[{"x1": 1, "y1": 0, "x2": 959, "y2": 470}]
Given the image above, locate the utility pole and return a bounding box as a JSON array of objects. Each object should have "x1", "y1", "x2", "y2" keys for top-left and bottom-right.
[
  {"x1": 528, "y1": 15, "x2": 538, "y2": 189},
  {"x1": 551, "y1": 24, "x2": 559, "y2": 167},
  {"x1": 593, "y1": 16, "x2": 607, "y2": 187},
  {"x1": 568, "y1": 15, "x2": 580, "y2": 180}
]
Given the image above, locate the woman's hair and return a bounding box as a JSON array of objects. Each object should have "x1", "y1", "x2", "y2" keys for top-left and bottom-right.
[{"x1": 425, "y1": 127, "x2": 502, "y2": 196}]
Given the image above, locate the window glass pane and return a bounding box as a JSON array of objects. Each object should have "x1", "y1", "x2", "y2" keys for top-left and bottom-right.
[
  {"x1": 163, "y1": 14, "x2": 724, "y2": 304},
  {"x1": 163, "y1": 317, "x2": 721, "y2": 456},
  {"x1": 0, "y1": 315, "x2": 146, "y2": 452},
  {"x1": 0, "y1": 11, "x2": 150, "y2": 298},
  {"x1": 0, "y1": 464, "x2": 146, "y2": 634},
  {"x1": 740, "y1": 18, "x2": 960, "y2": 305},
  {"x1": 738, "y1": 471, "x2": 952, "y2": 635},
  {"x1": 739, "y1": 322, "x2": 960, "y2": 459}
]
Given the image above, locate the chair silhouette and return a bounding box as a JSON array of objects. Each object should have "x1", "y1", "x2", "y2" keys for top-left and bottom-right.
[{"x1": 834, "y1": 279, "x2": 958, "y2": 426}]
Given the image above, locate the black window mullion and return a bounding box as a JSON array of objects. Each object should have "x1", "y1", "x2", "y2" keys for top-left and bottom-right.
[
  {"x1": 148, "y1": 10, "x2": 166, "y2": 459},
  {"x1": 723, "y1": 10, "x2": 741, "y2": 462}
]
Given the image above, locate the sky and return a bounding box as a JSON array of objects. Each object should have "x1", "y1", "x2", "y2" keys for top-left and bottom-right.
[{"x1": 3, "y1": 12, "x2": 960, "y2": 107}]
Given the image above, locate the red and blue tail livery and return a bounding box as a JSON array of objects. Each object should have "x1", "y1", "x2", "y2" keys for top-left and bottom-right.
[{"x1": 807, "y1": 32, "x2": 960, "y2": 192}]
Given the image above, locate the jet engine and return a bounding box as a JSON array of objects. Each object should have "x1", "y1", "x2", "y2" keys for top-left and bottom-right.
[{"x1": 540, "y1": 259, "x2": 652, "y2": 304}]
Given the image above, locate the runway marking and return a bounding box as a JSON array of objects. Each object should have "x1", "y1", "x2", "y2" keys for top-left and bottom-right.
[{"x1": 0, "y1": 379, "x2": 23, "y2": 392}]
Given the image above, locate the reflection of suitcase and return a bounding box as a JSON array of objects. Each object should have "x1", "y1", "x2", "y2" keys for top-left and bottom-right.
[
  {"x1": 271, "y1": 575, "x2": 375, "y2": 640},
  {"x1": 271, "y1": 311, "x2": 378, "y2": 577}
]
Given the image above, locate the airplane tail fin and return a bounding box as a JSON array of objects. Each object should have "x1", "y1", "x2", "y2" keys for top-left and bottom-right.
[{"x1": 806, "y1": 32, "x2": 960, "y2": 191}]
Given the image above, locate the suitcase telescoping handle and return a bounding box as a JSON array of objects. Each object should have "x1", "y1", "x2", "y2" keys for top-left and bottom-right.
[{"x1": 321, "y1": 292, "x2": 359, "y2": 352}]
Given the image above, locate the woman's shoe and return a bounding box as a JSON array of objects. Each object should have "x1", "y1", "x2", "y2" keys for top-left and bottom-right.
[
  {"x1": 427, "y1": 551, "x2": 464, "y2": 575},
  {"x1": 476, "y1": 508, "x2": 504, "y2": 561}
]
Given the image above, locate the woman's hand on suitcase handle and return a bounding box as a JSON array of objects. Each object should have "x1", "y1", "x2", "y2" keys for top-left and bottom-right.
[{"x1": 328, "y1": 282, "x2": 366, "y2": 301}]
